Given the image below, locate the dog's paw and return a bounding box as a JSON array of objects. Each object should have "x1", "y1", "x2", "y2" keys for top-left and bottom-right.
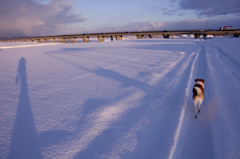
[{"x1": 195, "y1": 115, "x2": 197, "y2": 119}]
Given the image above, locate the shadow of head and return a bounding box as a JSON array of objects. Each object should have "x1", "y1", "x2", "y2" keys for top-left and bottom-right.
[{"x1": 16, "y1": 57, "x2": 27, "y2": 85}]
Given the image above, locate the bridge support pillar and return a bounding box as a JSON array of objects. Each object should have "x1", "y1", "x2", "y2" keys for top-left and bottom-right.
[
  {"x1": 59, "y1": 38, "x2": 65, "y2": 43},
  {"x1": 50, "y1": 38, "x2": 56, "y2": 42},
  {"x1": 83, "y1": 36, "x2": 90, "y2": 42},
  {"x1": 98, "y1": 36, "x2": 104, "y2": 42},
  {"x1": 110, "y1": 36, "x2": 114, "y2": 41},
  {"x1": 163, "y1": 34, "x2": 170, "y2": 38},
  {"x1": 137, "y1": 35, "x2": 144, "y2": 39},
  {"x1": 70, "y1": 37, "x2": 77, "y2": 43},
  {"x1": 234, "y1": 34, "x2": 239, "y2": 37},
  {"x1": 41, "y1": 38, "x2": 47, "y2": 42},
  {"x1": 116, "y1": 35, "x2": 122, "y2": 40},
  {"x1": 194, "y1": 33, "x2": 201, "y2": 38},
  {"x1": 203, "y1": 34, "x2": 208, "y2": 39},
  {"x1": 148, "y1": 35, "x2": 153, "y2": 38}
]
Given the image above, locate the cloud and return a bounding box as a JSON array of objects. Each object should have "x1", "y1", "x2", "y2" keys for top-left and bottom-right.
[
  {"x1": 179, "y1": 0, "x2": 240, "y2": 17},
  {"x1": 162, "y1": 17, "x2": 240, "y2": 30},
  {"x1": 113, "y1": 15, "x2": 240, "y2": 33},
  {"x1": 171, "y1": 16, "x2": 240, "y2": 30},
  {"x1": 0, "y1": 0, "x2": 86, "y2": 36}
]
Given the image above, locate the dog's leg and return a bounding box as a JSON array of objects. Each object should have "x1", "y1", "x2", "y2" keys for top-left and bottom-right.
[
  {"x1": 195, "y1": 107, "x2": 198, "y2": 119},
  {"x1": 198, "y1": 99, "x2": 203, "y2": 113},
  {"x1": 198, "y1": 103, "x2": 200, "y2": 113},
  {"x1": 194, "y1": 100, "x2": 198, "y2": 119}
]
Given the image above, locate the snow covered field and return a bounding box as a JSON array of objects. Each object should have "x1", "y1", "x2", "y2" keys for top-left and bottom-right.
[{"x1": 0, "y1": 37, "x2": 240, "y2": 159}]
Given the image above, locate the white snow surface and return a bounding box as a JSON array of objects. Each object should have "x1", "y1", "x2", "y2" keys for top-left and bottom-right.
[{"x1": 0, "y1": 38, "x2": 240, "y2": 159}]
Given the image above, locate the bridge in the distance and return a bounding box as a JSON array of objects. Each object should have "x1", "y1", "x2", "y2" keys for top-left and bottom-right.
[{"x1": 1, "y1": 29, "x2": 240, "y2": 43}]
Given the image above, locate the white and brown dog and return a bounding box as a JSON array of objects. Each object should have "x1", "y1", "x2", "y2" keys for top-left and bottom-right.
[{"x1": 192, "y1": 79, "x2": 205, "y2": 119}]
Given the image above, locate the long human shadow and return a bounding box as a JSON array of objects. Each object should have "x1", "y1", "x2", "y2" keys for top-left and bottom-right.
[{"x1": 9, "y1": 57, "x2": 42, "y2": 159}]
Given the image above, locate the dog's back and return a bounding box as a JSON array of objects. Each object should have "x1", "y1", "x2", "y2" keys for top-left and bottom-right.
[
  {"x1": 193, "y1": 79, "x2": 205, "y2": 119},
  {"x1": 192, "y1": 83, "x2": 204, "y2": 100}
]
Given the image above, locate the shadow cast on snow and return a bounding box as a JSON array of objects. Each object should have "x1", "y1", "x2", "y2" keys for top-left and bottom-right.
[
  {"x1": 8, "y1": 54, "x2": 154, "y2": 158},
  {"x1": 74, "y1": 51, "x2": 198, "y2": 158},
  {"x1": 42, "y1": 48, "x2": 202, "y2": 158},
  {"x1": 9, "y1": 57, "x2": 72, "y2": 159},
  {"x1": 45, "y1": 52, "x2": 153, "y2": 94},
  {"x1": 9, "y1": 57, "x2": 42, "y2": 159},
  {"x1": 94, "y1": 67, "x2": 153, "y2": 93}
]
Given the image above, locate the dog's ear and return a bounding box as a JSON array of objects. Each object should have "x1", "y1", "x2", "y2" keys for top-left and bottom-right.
[
  {"x1": 195, "y1": 79, "x2": 199, "y2": 82},
  {"x1": 200, "y1": 79, "x2": 205, "y2": 83}
]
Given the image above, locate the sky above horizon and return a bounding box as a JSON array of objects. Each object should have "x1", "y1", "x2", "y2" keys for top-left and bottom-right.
[{"x1": 0, "y1": 0, "x2": 240, "y2": 36}]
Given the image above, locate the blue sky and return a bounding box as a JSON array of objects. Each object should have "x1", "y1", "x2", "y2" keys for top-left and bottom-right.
[
  {"x1": 71, "y1": 0, "x2": 192, "y2": 28},
  {"x1": 60, "y1": 0, "x2": 198, "y2": 32},
  {"x1": 0, "y1": 0, "x2": 240, "y2": 36}
]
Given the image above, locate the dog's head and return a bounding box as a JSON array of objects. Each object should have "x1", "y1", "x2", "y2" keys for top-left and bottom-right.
[{"x1": 195, "y1": 79, "x2": 205, "y2": 85}]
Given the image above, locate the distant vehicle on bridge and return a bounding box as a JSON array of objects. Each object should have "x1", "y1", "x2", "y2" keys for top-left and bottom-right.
[{"x1": 220, "y1": 26, "x2": 237, "y2": 31}]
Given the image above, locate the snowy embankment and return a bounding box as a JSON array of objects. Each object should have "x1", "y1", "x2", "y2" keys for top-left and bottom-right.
[{"x1": 0, "y1": 38, "x2": 240, "y2": 159}]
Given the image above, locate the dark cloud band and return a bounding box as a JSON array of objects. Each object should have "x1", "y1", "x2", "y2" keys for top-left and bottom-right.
[{"x1": 180, "y1": 0, "x2": 240, "y2": 16}]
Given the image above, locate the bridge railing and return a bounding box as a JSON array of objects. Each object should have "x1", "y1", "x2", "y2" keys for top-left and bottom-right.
[{"x1": 1, "y1": 29, "x2": 239, "y2": 43}]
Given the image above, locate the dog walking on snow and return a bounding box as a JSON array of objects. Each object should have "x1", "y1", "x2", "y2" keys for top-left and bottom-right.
[{"x1": 192, "y1": 79, "x2": 205, "y2": 119}]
